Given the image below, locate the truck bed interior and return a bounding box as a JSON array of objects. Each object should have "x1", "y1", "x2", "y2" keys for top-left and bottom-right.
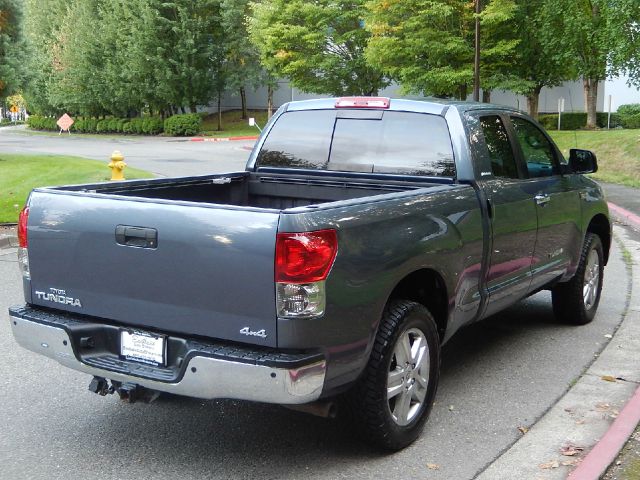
[{"x1": 59, "y1": 172, "x2": 436, "y2": 209}]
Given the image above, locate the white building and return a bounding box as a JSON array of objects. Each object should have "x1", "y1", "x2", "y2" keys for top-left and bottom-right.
[{"x1": 219, "y1": 75, "x2": 640, "y2": 114}]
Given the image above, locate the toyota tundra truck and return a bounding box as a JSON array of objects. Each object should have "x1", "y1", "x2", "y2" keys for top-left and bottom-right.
[{"x1": 9, "y1": 97, "x2": 610, "y2": 450}]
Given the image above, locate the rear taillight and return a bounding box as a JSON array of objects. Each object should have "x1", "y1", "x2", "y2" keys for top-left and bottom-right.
[
  {"x1": 17, "y1": 206, "x2": 30, "y2": 279},
  {"x1": 275, "y1": 230, "x2": 337, "y2": 283},
  {"x1": 18, "y1": 206, "x2": 29, "y2": 248},
  {"x1": 275, "y1": 230, "x2": 337, "y2": 318}
]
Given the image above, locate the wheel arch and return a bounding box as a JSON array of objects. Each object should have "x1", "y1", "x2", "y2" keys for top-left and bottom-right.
[
  {"x1": 587, "y1": 213, "x2": 611, "y2": 264},
  {"x1": 386, "y1": 268, "x2": 449, "y2": 342}
]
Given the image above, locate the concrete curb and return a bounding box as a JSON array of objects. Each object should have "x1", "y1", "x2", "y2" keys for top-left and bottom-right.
[
  {"x1": 567, "y1": 386, "x2": 640, "y2": 479},
  {"x1": 0, "y1": 224, "x2": 18, "y2": 250},
  {"x1": 189, "y1": 135, "x2": 258, "y2": 142},
  {"x1": 608, "y1": 202, "x2": 640, "y2": 231},
  {"x1": 476, "y1": 224, "x2": 640, "y2": 480}
]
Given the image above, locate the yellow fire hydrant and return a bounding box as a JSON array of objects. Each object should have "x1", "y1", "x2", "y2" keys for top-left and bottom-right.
[{"x1": 108, "y1": 150, "x2": 127, "y2": 181}]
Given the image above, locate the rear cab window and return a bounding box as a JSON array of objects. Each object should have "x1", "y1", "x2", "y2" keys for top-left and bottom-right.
[{"x1": 256, "y1": 109, "x2": 456, "y2": 178}]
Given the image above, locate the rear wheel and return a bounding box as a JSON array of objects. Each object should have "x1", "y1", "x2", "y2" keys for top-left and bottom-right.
[
  {"x1": 347, "y1": 300, "x2": 440, "y2": 450},
  {"x1": 552, "y1": 233, "x2": 604, "y2": 325}
]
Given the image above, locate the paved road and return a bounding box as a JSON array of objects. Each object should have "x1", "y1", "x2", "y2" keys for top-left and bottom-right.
[
  {"x1": 0, "y1": 126, "x2": 252, "y2": 176},
  {"x1": 0, "y1": 234, "x2": 629, "y2": 479}
]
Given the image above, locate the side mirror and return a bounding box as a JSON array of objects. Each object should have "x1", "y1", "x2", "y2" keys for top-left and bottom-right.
[{"x1": 569, "y1": 149, "x2": 598, "y2": 174}]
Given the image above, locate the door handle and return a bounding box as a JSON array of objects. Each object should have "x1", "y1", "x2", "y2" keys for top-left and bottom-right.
[
  {"x1": 115, "y1": 225, "x2": 158, "y2": 248},
  {"x1": 534, "y1": 194, "x2": 550, "y2": 206}
]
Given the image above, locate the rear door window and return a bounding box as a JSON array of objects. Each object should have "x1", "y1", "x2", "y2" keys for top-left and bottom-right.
[
  {"x1": 478, "y1": 115, "x2": 520, "y2": 179},
  {"x1": 256, "y1": 110, "x2": 456, "y2": 177}
]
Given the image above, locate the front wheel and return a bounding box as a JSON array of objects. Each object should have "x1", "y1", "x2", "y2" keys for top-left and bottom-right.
[
  {"x1": 347, "y1": 300, "x2": 440, "y2": 450},
  {"x1": 552, "y1": 233, "x2": 604, "y2": 325}
]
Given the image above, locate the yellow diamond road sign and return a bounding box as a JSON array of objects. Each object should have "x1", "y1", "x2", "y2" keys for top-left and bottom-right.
[{"x1": 57, "y1": 113, "x2": 74, "y2": 131}]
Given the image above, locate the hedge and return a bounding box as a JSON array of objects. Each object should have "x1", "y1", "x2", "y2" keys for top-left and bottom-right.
[
  {"x1": 164, "y1": 113, "x2": 202, "y2": 136},
  {"x1": 538, "y1": 112, "x2": 622, "y2": 130},
  {"x1": 27, "y1": 115, "x2": 166, "y2": 135},
  {"x1": 616, "y1": 104, "x2": 640, "y2": 129}
]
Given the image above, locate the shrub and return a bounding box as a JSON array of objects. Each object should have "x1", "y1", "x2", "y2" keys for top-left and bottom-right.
[
  {"x1": 85, "y1": 118, "x2": 98, "y2": 133},
  {"x1": 538, "y1": 112, "x2": 621, "y2": 130},
  {"x1": 142, "y1": 117, "x2": 163, "y2": 135},
  {"x1": 27, "y1": 115, "x2": 58, "y2": 131},
  {"x1": 96, "y1": 119, "x2": 110, "y2": 133},
  {"x1": 617, "y1": 103, "x2": 640, "y2": 116},
  {"x1": 617, "y1": 104, "x2": 640, "y2": 129},
  {"x1": 129, "y1": 118, "x2": 145, "y2": 134},
  {"x1": 164, "y1": 113, "x2": 201, "y2": 136}
]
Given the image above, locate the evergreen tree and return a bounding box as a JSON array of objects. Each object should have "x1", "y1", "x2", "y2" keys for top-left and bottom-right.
[{"x1": 0, "y1": 0, "x2": 28, "y2": 103}]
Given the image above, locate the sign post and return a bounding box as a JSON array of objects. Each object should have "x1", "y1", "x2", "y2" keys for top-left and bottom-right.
[
  {"x1": 607, "y1": 95, "x2": 612, "y2": 130},
  {"x1": 10, "y1": 105, "x2": 18, "y2": 123},
  {"x1": 57, "y1": 113, "x2": 74, "y2": 135},
  {"x1": 557, "y1": 98, "x2": 565, "y2": 131}
]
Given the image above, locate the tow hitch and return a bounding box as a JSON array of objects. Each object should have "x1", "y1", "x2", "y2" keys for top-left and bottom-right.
[{"x1": 88, "y1": 376, "x2": 160, "y2": 403}]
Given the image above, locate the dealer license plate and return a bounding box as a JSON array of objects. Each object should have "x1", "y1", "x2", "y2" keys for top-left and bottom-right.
[{"x1": 120, "y1": 330, "x2": 166, "y2": 366}]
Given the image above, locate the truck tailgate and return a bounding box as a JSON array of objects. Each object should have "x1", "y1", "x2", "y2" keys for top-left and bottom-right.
[{"x1": 26, "y1": 191, "x2": 279, "y2": 347}]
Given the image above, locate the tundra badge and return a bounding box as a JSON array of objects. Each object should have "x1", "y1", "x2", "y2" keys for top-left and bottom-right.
[{"x1": 34, "y1": 288, "x2": 82, "y2": 308}]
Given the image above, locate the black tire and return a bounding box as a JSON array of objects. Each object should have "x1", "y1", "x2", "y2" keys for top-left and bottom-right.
[
  {"x1": 346, "y1": 299, "x2": 440, "y2": 451},
  {"x1": 552, "y1": 233, "x2": 604, "y2": 325}
]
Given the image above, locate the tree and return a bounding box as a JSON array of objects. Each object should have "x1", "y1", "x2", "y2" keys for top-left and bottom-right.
[
  {"x1": 23, "y1": 0, "x2": 68, "y2": 115},
  {"x1": 542, "y1": 0, "x2": 640, "y2": 128},
  {"x1": 249, "y1": 0, "x2": 388, "y2": 96},
  {"x1": 365, "y1": 0, "x2": 517, "y2": 100},
  {"x1": 0, "y1": 0, "x2": 28, "y2": 103},
  {"x1": 220, "y1": 0, "x2": 265, "y2": 119},
  {"x1": 504, "y1": 0, "x2": 573, "y2": 119},
  {"x1": 47, "y1": 0, "x2": 109, "y2": 117}
]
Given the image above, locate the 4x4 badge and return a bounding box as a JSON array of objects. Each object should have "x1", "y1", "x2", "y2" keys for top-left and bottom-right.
[{"x1": 239, "y1": 327, "x2": 267, "y2": 339}]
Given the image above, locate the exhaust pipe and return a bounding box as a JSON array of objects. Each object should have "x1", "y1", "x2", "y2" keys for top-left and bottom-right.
[{"x1": 284, "y1": 401, "x2": 337, "y2": 419}]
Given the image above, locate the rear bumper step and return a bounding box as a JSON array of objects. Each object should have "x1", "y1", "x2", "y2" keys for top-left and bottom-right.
[{"x1": 8, "y1": 305, "x2": 325, "y2": 404}]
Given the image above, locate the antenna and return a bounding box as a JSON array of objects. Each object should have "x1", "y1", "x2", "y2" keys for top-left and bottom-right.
[{"x1": 565, "y1": 85, "x2": 579, "y2": 148}]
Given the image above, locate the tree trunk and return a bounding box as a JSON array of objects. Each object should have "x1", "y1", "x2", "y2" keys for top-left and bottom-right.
[
  {"x1": 240, "y1": 87, "x2": 247, "y2": 119},
  {"x1": 482, "y1": 89, "x2": 491, "y2": 103},
  {"x1": 189, "y1": 103, "x2": 197, "y2": 114},
  {"x1": 526, "y1": 85, "x2": 543, "y2": 120},
  {"x1": 458, "y1": 84, "x2": 468, "y2": 101},
  {"x1": 267, "y1": 84, "x2": 273, "y2": 119},
  {"x1": 217, "y1": 93, "x2": 222, "y2": 131},
  {"x1": 583, "y1": 77, "x2": 599, "y2": 129},
  {"x1": 180, "y1": 106, "x2": 186, "y2": 114}
]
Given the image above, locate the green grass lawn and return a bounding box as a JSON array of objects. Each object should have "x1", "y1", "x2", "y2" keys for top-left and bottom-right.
[
  {"x1": 549, "y1": 129, "x2": 640, "y2": 188},
  {"x1": 200, "y1": 109, "x2": 268, "y2": 137},
  {"x1": 0, "y1": 154, "x2": 153, "y2": 223}
]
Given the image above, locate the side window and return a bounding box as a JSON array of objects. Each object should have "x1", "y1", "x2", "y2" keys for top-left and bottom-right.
[
  {"x1": 479, "y1": 116, "x2": 519, "y2": 179},
  {"x1": 511, "y1": 117, "x2": 558, "y2": 178}
]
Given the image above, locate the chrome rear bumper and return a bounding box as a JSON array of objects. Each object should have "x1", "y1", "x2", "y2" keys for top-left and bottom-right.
[{"x1": 9, "y1": 307, "x2": 325, "y2": 404}]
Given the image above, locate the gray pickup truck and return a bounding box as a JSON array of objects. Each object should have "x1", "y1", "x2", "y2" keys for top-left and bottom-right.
[{"x1": 9, "y1": 97, "x2": 610, "y2": 450}]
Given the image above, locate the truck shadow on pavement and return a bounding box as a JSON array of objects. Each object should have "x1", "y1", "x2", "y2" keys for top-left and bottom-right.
[{"x1": 60, "y1": 292, "x2": 605, "y2": 479}]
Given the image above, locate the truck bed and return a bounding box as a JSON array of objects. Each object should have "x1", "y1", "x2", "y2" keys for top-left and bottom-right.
[{"x1": 53, "y1": 172, "x2": 434, "y2": 210}]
